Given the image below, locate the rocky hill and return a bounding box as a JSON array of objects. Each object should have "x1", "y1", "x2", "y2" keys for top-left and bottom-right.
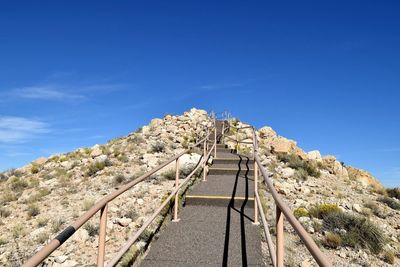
[{"x1": 0, "y1": 108, "x2": 399, "y2": 267}]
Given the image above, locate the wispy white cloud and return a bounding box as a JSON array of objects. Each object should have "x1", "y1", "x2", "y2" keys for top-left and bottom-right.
[
  {"x1": 199, "y1": 83, "x2": 244, "y2": 91},
  {"x1": 0, "y1": 116, "x2": 50, "y2": 143},
  {"x1": 11, "y1": 86, "x2": 85, "y2": 101},
  {"x1": 374, "y1": 147, "x2": 400, "y2": 153}
]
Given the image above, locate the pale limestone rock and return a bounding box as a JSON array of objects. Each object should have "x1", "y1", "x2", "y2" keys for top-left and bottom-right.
[
  {"x1": 353, "y1": 204, "x2": 362, "y2": 213},
  {"x1": 115, "y1": 217, "x2": 132, "y2": 227},
  {"x1": 307, "y1": 150, "x2": 322, "y2": 161},
  {"x1": 281, "y1": 167, "x2": 295, "y2": 179}
]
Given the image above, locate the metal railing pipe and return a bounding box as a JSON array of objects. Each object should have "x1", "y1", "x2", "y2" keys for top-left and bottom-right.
[
  {"x1": 255, "y1": 155, "x2": 332, "y2": 267},
  {"x1": 255, "y1": 191, "x2": 276, "y2": 267}
]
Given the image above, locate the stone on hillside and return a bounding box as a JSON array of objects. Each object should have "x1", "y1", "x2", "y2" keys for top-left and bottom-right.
[
  {"x1": 94, "y1": 155, "x2": 107, "y2": 163},
  {"x1": 115, "y1": 217, "x2": 132, "y2": 227},
  {"x1": 353, "y1": 204, "x2": 362, "y2": 213},
  {"x1": 281, "y1": 167, "x2": 295, "y2": 179},
  {"x1": 90, "y1": 145, "x2": 102, "y2": 157},
  {"x1": 150, "y1": 118, "x2": 163, "y2": 128},
  {"x1": 322, "y1": 156, "x2": 349, "y2": 179},
  {"x1": 60, "y1": 160, "x2": 75, "y2": 170},
  {"x1": 307, "y1": 150, "x2": 322, "y2": 161},
  {"x1": 55, "y1": 255, "x2": 68, "y2": 264}
]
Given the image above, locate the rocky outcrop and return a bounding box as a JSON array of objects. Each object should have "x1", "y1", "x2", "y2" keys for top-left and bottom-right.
[
  {"x1": 346, "y1": 166, "x2": 384, "y2": 191},
  {"x1": 258, "y1": 127, "x2": 307, "y2": 159}
]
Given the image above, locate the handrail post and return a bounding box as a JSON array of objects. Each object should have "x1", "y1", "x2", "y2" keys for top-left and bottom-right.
[
  {"x1": 276, "y1": 206, "x2": 284, "y2": 267},
  {"x1": 97, "y1": 204, "x2": 108, "y2": 267},
  {"x1": 203, "y1": 138, "x2": 207, "y2": 182},
  {"x1": 173, "y1": 158, "x2": 180, "y2": 222},
  {"x1": 214, "y1": 127, "x2": 217, "y2": 158}
]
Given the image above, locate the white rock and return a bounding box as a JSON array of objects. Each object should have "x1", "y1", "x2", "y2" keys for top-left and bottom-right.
[
  {"x1": 94, "y1": 155, "x2": 108, "y2": 163},
  {"x1": 307, "y1": 150, "x2": 322, "y2": 161},
  {"x1": 33, "y1": 157, "x2": 47, "y2": 165},
  {"x1": 353, "y1": 204, "x2": 362, "y2": 213},
  {"x1": 281, "y1": 167, "x2": 295, "y2": 179},
  {"x1": 137, "y1": 198, "x2": 144, "y2": 205},
  {"x1": 115, "y1": 217, "x2": 132, "y2": 227},
  {"x1": 56, "y1": 255, "x2": 68, "y2": 264},
  {"x1": 90, "y1": 145, "x2": 103, "y2": 157}
]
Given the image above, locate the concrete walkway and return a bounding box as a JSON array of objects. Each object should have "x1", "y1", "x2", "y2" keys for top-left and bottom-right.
[{"x1": 140, "y1": 121, "x2": 264, "y2": 266}]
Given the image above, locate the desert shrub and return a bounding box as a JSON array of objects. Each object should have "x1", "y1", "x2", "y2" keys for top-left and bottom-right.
[
  {"x1": 293, "y1": 207, "x2": 309, "y2": 218},
  {"x1": 161, "y1": 169, "x2": 176, "y2": 180},
  {"x1": 323, "y1": 212, "x2": 386, "y2": 254},
  {"x1": 113, "y1": 174, "x2": 126, "y2": 185},
  {"x1": 378, "y1": 196, "x2": 400, "y2": 210},
  {"x1": 31, "y1": 164, "x2": 40, "y2": 174},
  {"x1": 27, "y1": 204, "x2": 40, "y2": 218},
  {"x1": 0, "y1": 238, "x2": 7, "y2": 245},
  {"x1": 383, "y1": 250, "x2": 395, "y2": 265},
  {"x1": 386, "y1": 187, "x2": 400, "y2": 200},
  {"x1": 29, "y1": 177, "x2": 40, "y2": 187},
  {"x1": 1, "y1": 190, "x2": 17, "y2": 204},
  {"x1": 364, "y1": 201, "x2": 386, "y2": 218},
  {"x1": 82, "y1": 198, "x2": 95, "y2": 211},
  {"x1": 323, "y1": 232, "x2": 342, "y2": 249},
  {"x1": 84, "y1": 223, "x2": 99, "y2": 237},
  {"x1": 0, "y1": 207, "x2": 11, "y2": 218},
  {"x1": 129, "y1": 134, "x2": 144, "y2": 144},
  {"x1": 9, "y1": 177, "x2": 28, "y2": 192},
  {"x1": 150, "y1": 142, "x2": 165, "y2": 153},
  {"x1": 277, "y1": 153, "x2": 320, "y2": 178},
  {"x1": 294, "y1": 168, "x2": 309, "y2": 181},
  {"x1": 86, "y1": 161, "x2": 106, "y2": 176},
  {"x1": 124, "y1": 209, "x2": 139, "y2": 221},
  {"x1": 119, "y1": 246, "x2": 140, "y2": 267},
  {"x1": 37, "y1": 217, "x2": 49, "y2": 227},
  {"x1": 12, "y1": 224, "x2": 26, "y2": 238},
  {"x1": 27, "y1": 188, "x2": 51, "y2": 203},
  {"x1": 309, "y1": 204, "x2": 341, "y2": 219},
  {"x1": 35, "y1": 231, "x2": 49, "y2": 244},
  {"x1": 51, "y1": 218, "x2": 65, "y2": 233},
  {"x1": 9, "y1": 169, "x2": 22, "y2": 177}
]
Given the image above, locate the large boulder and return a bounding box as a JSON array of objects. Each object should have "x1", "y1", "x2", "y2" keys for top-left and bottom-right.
[
  {"x1": 307, "y1": 150, "x2": 322, "y2": 161},
  {"x1": 258, "y1": 126, "x2": 307, "y2": 159},
  {"x1": 90, "y1": 145, "x2": 103, "y2": 157}
]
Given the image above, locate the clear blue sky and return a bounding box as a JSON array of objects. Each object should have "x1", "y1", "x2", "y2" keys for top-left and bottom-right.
[{"x1": 0, "y1": 1, "x2": 399, "y2": 187}]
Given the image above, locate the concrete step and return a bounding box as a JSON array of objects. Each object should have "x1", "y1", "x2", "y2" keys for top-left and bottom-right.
[
  {"x1": 208, "y1": 167, "x2": 254, "y2": 176},
  {"x1": 213, "y1": 158, "x2": 254, "y2": 164},
  {"x1": 187, "y1": 175, "x2": 255, "y2": 200},
  {"x1": 185, "y1": 195, "x2": 255, "y2": 208},
  {"x1": 140, "y1": 205, "x2": 262, "y2": 267}
]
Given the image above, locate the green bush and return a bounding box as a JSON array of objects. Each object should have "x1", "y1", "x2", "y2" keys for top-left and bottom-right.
[
  {"x1": 309, "y1": 204, "x2": 341, "y2": 219},
  {"x1": 161, "y1": 169, "x2": 177, "y2": 180},
  {"x1": 386, "y1": 187, "x2": 400, "y2": 200},
  {"x1": 323, "y1": 212, "x2": 386, "y2": 254},
  {"x1": 293, "y1": 207, "x2": 309, "y2": 218},
  {"x1": 51, "y1": 218, "x2": 65, "y2": 233},
  {"x1": 378, "y1": 196, "x2": 400, "y2": 210},
  {"x1": 323, "y1": 232, "x2": 342, "y2": 249},
  {"x1": 277, "y1": 153, "x2": 321, "y2": 178}
]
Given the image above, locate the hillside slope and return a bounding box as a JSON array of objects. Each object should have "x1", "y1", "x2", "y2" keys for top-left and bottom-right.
[{"x1": 0, "y1": 109, "x2": 399, "y2": 267}]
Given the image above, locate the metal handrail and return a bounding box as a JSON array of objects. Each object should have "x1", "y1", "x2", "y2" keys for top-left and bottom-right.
[
  {"x1": 223, "y1": 122, "x2": 332, "y2": 267},
  {"x1": 23, "y1": 121, "x2": 217, "y2": 267}
]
